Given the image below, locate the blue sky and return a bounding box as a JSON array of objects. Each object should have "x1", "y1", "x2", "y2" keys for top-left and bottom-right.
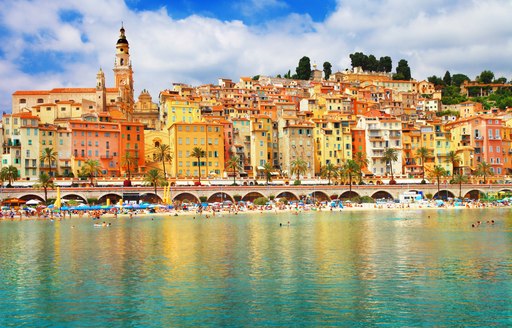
[
  {"x1": 125, "y1": 0, "x2": 337, "y2": 23},
  {"x1": 1, "y1": 0, "x2": 512, "y2": 112}
]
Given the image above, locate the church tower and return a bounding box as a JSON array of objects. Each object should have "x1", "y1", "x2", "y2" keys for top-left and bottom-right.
[
  {"x1": 96, "y1": 68, "x2": 107, "y2": 112},
  {"x1": 113, "y1": 24, "x2": 134, "y2": 120}
]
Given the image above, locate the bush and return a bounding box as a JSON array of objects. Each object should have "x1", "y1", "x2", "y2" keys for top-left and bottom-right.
[
  {"x1": 330, "y1": 194, "x2": 338, "y2": 200},
  {"x1": 294, "y1": 180, "x2": 301, "y2": 185},
  {"x1": 360, "y1": 196, "x2": 375, "y2": 203},
  {"x1": 425, "y1": 193, "x2": 433, "y2": 200},
  {"x1": 233, "y1": 194, "x2": 242, "y2": 202},
  {"x1": 350, "y1": 196, "x2": 362, "y2": 203},
  {"x1": 269, "y1": 195, "x2": 275, "y2": 200},
  {"x1": 254, "y1": 197, "x2": 269, "y2": 206},
  {"x1": 199, "y1": 196, "x2": 208, "y2": 202},
  {"x1": 420, "y1": 179, "x2": 427, "y2": 184},
  {"x1": 87, "y1": 197, "x2": 98, "y2": 205},
  {"x1": 279, "y1": 198, "x2": 289, "y2": 205}
]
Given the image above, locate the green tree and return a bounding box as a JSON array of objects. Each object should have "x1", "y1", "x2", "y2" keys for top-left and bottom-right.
[
  {"x1": 190, "y1": 147, "x2": 206, "y2": 184},
  {"x1": 320, "y1": 163, "x2": 338, "y2": 185},
  {"x1": 40, "y1": 147, "x2": 58, "y2": 178},
  {"x1": 323, "y1": 61, "x2": 332, "y2": 80},
  {"x1": 451, "y1": 173, "x2": 469, "y2": 199},
  {"x1": 34, "y1": 172, "x2": 55, "y2": 203},
  {"x1": 415, "y1": 147, "x2": 431, "y2": 182},
  {"x1": 475, "y1": 161, "x2": 493, "y2": 184},
  {"x1": 353, "y1": 151, "x2": 369, "y2": 183},
  {"x1": 443, "y1": 71, "x2": 452, "y2": 86},
  {"x1": 154, "y1": 144, "x2": 172, "y2": 178},
  {"x1": 430, "y1": 165, "x2": 447, "y2": 199},
  {"x1": 393, "y1": 59, "x2": 411, "y2": 80},
  {"x1": 290, "y1": 158, "x2": 308, "y2": 181},
  {"x1": 451, "y1": 73, "x2": 470, "y2": 86},
  {"x1": 494, "y1": 77, "x2": 507, "y2": 84},
  {"x1": 477, "y1": 70, "x2": 494, "y2": 84},
  {"x1": 383, "y1": 148, "x2": 398, "y2": 183},
  {"x1": 225, "y1": 155, "x2": 242, "y2": 185},
  {"x1": 144, "y1": 168, "x2": 164, "y2": 195},
  {"x1": 349, "y1": 52, "x2": 368, "y2": 69},
  {"x1": 446, "y1": 150, "x2": 461, "y2": 175},
  {"x1": 82, "y1": 159, "x2": 102, "y2": 186},
  {"x1": 379, "y1": 56, "x2": 392, "y2": 73},
  {"x1": 1, "y1": 165, "x2": 19, "y2": 187},
  {"x1": 367, "y1": 54, "x2": 379, "y2": 71},
  {"x1": 262, "y1": 161, "x2": 273, "y2": 184},
  {"x1": 121, "y1": 151, "x2": 136, "y2": 180},
  {"x1": 295, "y1": 56, "x2": 311, "y2": 80},
  {"x1": 428, "y1": 75, "x2": 444, "y2": 86},
  {"x1": 340, "y1": 160, "x2": 360, "y2": 194}
]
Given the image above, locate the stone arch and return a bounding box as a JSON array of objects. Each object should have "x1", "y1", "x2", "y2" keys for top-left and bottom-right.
[
  {"x1": 433, "y1": 190, "x2": 455, "y2": 200},
  {"x1": 98, "y1": 193, "x2": 122, "y2": 204},
  {"x1": 173, "y1": 192, "x2": 199, "y2": 204},
  {"x1": 464, "y1": 189, "x2": 483, "y2": 200},
  {"x1": 276, "y1": 191, "x2": 299, "y2": 201},
  {"x1": 19, "y1": 194, "x2": 45, "y2": 202},
  {"x1": 62, "y1": 193, "x2": 87, "y2": 203},
  {"x1": 371, "y1": 190, "x2": 394, "y2": 200},
  {"x1": 498, "y1": 189, "x2": 512, "y2": 197},
  {"x1": 207, "y1": 192, "x2": 234, "y2": 203},
  {"x1": 339, "y1": 191, "x2": 360, "y2": 200},
  {"x1": 310, "y1": 191, "x2": 330, "y2": 202},
  {"x1": 140, "y1": 193, "x2": 162, "y2": 203},
  {"x1": 242, "y1": 192, "x2": 265, "y2": 202}
]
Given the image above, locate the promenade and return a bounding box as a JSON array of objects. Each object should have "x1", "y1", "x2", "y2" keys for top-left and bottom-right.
[{"x1": 2, "y1": 183, "x2": 511, "y2": 204}]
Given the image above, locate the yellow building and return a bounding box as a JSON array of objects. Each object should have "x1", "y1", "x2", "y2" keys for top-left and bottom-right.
[
  {"x1": 249, "y1": 115, "x2": 274, "y2": 178},
  {"x1": 312, "y1": 118, "x2": 352, "y2": 174},
  {"x1": 160, "y1": 92, "x2": 201, "y2": 129},
  {"x1": 169, "y1": 122, "x2": 225, "y2": 179}
]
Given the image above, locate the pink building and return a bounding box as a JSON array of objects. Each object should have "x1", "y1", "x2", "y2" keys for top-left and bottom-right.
[{"x1": 69, "y1": 120, "x2": 120, "y2": 177}]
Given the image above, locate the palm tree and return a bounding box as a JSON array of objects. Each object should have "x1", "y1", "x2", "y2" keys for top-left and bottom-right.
[
  {"x1": 416, "y1": 146, "x2": 431, "y2": 182},
  {"x1": 190, "y1": 147, "x2": 206, "y2": 184},
  {"x1": 1, "y1": 165, "x2": 19, "y2": 187},
  {"x1": 34, "y1": 172, "x2": 55, "y2": 203},
  {"x1": 475, "y1": 161, "x2": 493, "y2": 184},
  {"x1": 144, "y1": 168, "x2": 164, "y2": 195},
  {"x1": 353, "y1": 151, "x2": 369, "y2": 183},
  {"x1": 82, "y1": 159, "x2": 102, "y2": 186},
  {"x1": 290, "y1": 158, "x2": 308, "y2": 181},
  {"x1": 340, "y1": 159, "x2": 360, "y2": 194},
  {"x1": 40, "y1": 147, "x2": 58, "y2": 178},
  {"x1": 383, "y1": 148, "x2": 398, "y2": 184},
  {"x1": 320, "y1": 163, "x2": 338, "y2": 185},
  {"x1": 451, "y1": 173, "x2": 469, "y2": 199},
  {"x1": 225, "y1": 155, "x2": 242, "y2": 185},
  {"x1": 430, "y1": 165, "x2": 447, "y2": 199},
  {"x1": 154, "y1": 144, "x2": 172, "y2": 178},
  {"x1": 446, "y1": 150, "x2": 461, "y2": 176},
  {"x1": 262, "y1": 161, "x2": 273, "y2": 184},
  {"x1": 121, "y1": 151, "x2": 136, "y2": 181}
]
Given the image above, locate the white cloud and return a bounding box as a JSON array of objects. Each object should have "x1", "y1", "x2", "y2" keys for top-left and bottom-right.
[{"x1": 1, "y1": 0, "x2": 512, "y2": 111}]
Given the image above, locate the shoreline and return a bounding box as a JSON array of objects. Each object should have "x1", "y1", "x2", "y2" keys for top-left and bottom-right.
[{"x1": 1, "y1": 200, "x2": 509, "y2": 222}]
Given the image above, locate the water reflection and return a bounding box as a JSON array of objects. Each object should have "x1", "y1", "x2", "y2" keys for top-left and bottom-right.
[{"x1": 0, "y1": 209, "x2": 511, "y2": 326}]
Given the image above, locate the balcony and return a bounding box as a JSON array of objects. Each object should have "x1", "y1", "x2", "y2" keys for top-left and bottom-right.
[
  {"x1": 101, "y1": 154, "x2": 113, "y2": 159},
  {"x1": 5, "y1": 141, "x2": 21, "y2": 147}
]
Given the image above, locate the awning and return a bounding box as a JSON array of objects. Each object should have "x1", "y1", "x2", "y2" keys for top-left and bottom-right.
[{"x1": 257, "y1": 166, "x2": 264, "y2": 170}]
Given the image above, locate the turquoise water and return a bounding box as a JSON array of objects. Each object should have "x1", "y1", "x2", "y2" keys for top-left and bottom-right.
[{"x1": 1, "y1": 208, "x2": 511, "y2": 327}]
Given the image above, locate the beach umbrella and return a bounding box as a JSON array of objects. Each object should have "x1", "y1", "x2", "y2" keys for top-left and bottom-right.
[{"x1": 26, "y1": 199, "x2": 41, "y2": 205}]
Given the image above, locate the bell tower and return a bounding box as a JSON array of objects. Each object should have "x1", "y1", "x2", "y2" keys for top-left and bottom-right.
[
  {"x1": 113, "y1": 24, "x2": 134, "y2": 119},
  {"x1": 96, "y1": 68, "x2": 107, "y2": 112}
]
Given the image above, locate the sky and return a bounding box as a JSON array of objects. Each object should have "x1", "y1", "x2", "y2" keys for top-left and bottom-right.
[{"x1": 1, "y1": 0, "x2": 512, "y2": 112}]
